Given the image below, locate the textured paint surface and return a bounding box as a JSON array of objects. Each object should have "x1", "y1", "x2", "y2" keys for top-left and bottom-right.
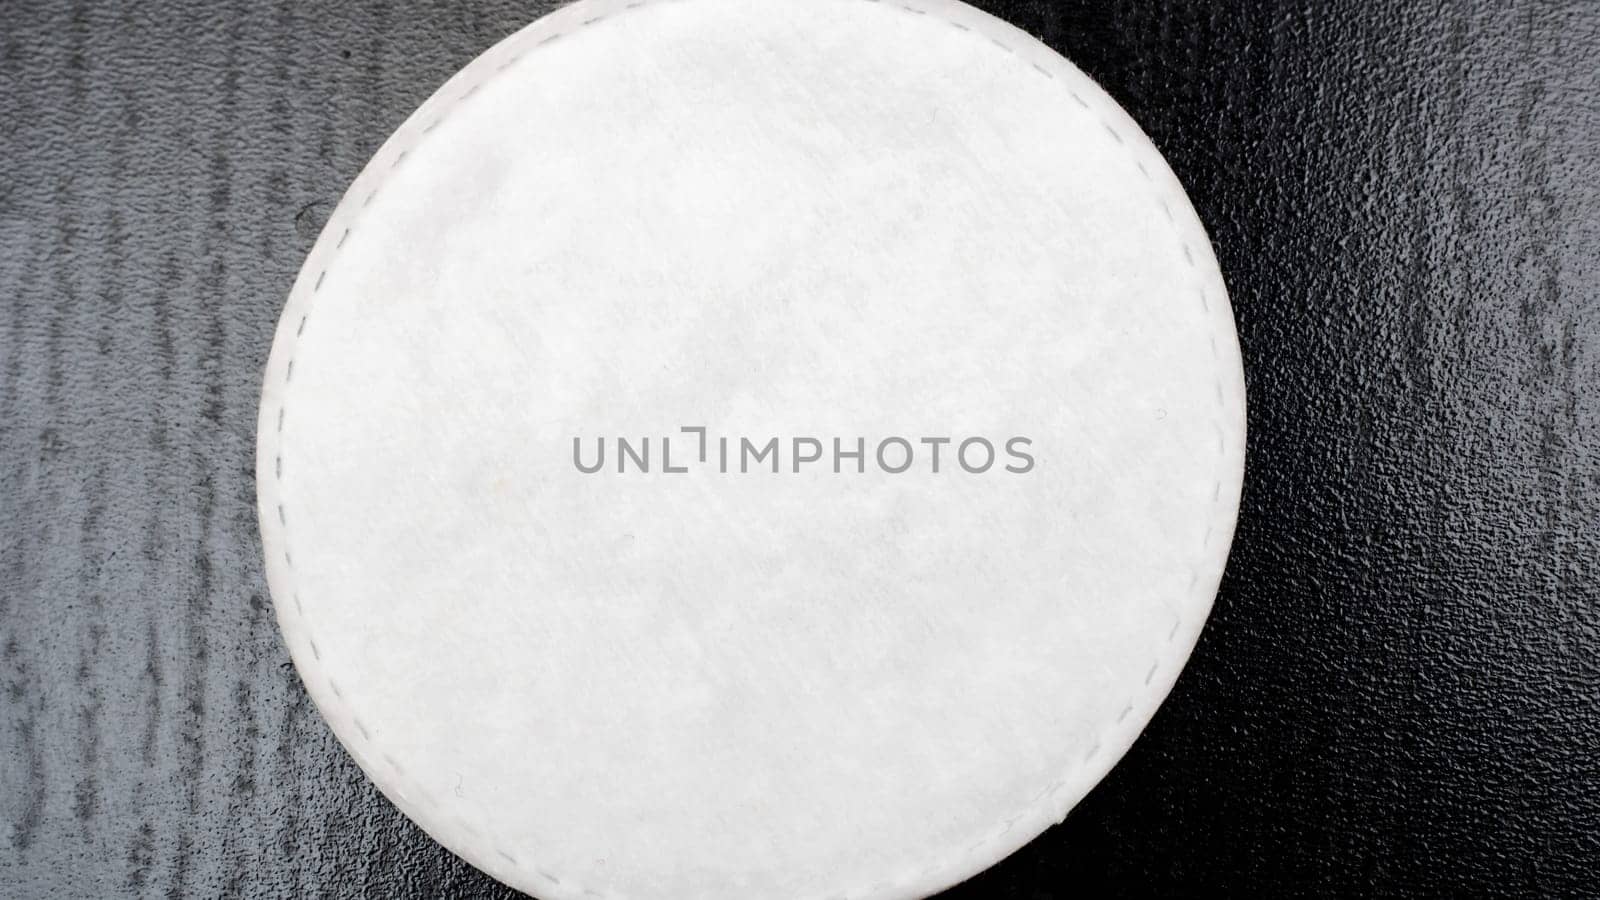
[{"x1": 1, "y1": 0, "x2": 1597, "y2": 897}]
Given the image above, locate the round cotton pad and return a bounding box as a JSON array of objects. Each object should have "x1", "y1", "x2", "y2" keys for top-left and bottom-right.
[{"x1": 256, "y1": 0, "x2": 1247, "y2": 897}]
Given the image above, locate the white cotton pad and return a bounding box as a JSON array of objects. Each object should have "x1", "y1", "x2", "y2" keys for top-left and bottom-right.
[{"x1": 256, "y1": 0, "x2": 1246, "y2": 897}]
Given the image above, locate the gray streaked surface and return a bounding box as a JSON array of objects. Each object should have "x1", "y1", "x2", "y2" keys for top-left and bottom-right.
[{"x1": 2, "y1": 0, "x2": 1599, "y2": 896}]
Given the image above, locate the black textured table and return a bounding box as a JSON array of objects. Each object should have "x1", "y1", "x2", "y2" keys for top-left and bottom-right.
[{"x1": 2, "y1": 1, "x2": 1597, "y2": 897}]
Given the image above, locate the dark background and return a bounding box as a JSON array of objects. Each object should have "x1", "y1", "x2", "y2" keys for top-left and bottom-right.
[{"x1": 2, "y1": 0, "x2": 1597, "y2": 896}]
